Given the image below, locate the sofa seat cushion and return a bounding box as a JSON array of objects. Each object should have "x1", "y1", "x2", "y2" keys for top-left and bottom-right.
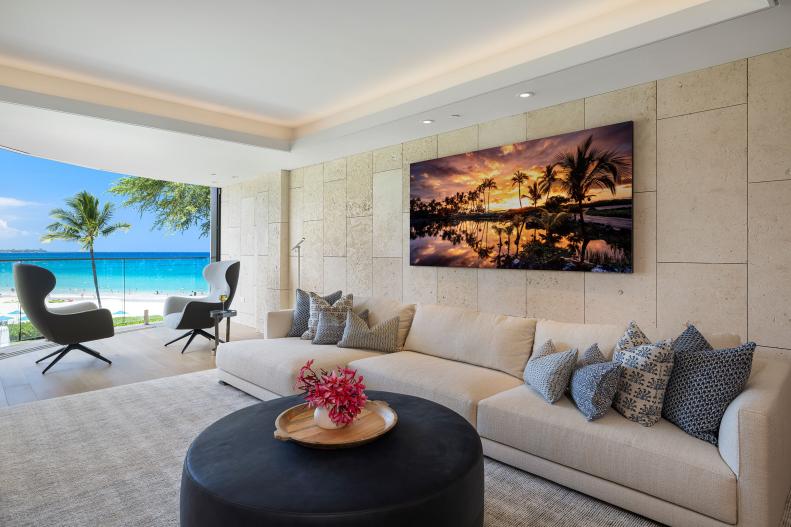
[
  {"x1": 477, "y1": 385, "x2": 737, "y2": 523},
  {"x1": 216, "y1": 338, "x2": 381, "y2": 397},
  {"x1": 348, "y1": 351, "x2": 522, "y2": 425}
]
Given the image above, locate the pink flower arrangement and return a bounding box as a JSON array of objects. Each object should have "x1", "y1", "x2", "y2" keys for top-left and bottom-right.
[{"x1": 296, "y1": 360, "x2": 368, "y2": 426}]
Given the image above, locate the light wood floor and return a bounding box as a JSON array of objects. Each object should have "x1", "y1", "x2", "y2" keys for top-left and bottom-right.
[{"x1": 0, "y1": 322, "x2": 262, "y2": 407}]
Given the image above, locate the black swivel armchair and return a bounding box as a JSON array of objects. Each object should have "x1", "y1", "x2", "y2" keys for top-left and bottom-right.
[{"x1": 13, "y1": 263, "x2": 114, "y2": 374}]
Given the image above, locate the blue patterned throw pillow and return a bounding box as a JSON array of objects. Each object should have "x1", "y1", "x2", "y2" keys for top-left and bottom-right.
[
  {"x1": 612, "y1": 321, "x2": 674, "y2": 427},
  {"x1": 523, "y1": 340, "x2": 578, "y2": 404},
  {"x1": 570, "y1": 344, "x2": 622, "y2": 421},
  {"x1": 288, "y1": 289, "x2": 342, "y2": 337},
  {"x1": 663, "y1": 324, "x2": 755, "y2": 445}
]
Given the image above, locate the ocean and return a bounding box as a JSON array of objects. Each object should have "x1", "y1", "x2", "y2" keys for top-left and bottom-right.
[{"x1": 0, "y1": 252, "x2": 211, "y2": 295}]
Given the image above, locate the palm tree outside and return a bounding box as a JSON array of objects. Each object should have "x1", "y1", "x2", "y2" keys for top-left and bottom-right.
[
  {"x1": 41, "y1": 191, "x2": 131, "y2": 307},
  {"x1": 510, "y1": 170, "x2": 529, "y2": 208},
  {"x1": 552, "y1": 135, "x2": 629, "y2": 262}
]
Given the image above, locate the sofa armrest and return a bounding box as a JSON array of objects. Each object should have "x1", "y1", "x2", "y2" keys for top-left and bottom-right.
[
  {"x1": 718, "y1": 357, "x2": 791, "y2": 527},
  {"x1": 266, "y1": 309, "x2": 294, "y2": 339}
]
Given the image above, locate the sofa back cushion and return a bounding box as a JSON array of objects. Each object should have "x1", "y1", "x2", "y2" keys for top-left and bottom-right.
[
  {"x1": 534, "y1": 320, "x2": 625, "y2": 359},
  {"x1": 404, "y1": 303, "x2": 537, "y2": 378},
  {"x1": 352, "y1": 296, "x2": 415, "y2": 349}
]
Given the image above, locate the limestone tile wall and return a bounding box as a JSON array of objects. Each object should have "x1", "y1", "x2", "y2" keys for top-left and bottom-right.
[
  {"x1": 280, "y1": 48, "x2": 791, "y2": 358},
  {"x1": 220, "y1": 170, "x2": 289, "y2": 331}
]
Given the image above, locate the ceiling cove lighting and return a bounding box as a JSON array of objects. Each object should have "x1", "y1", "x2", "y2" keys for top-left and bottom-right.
[
  {"x1": 422, "y1": 119, "x2": 434, "y2": 124},
  {"x1": 518, "y1": 91, "x2": 534, "y2": 98}
]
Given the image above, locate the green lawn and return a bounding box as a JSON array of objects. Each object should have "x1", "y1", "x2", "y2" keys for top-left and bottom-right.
[{"x1": 3, "y1": 315, "x2": 164, "y2": 343}]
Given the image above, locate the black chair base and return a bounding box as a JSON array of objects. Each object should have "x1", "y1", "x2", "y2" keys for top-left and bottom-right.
[
  {"x1": 165, "y1": 329, "x2": 221, "y2": 354},
  {"x1": 36, "y1": 343, "x2": 112, "y2": 374}
]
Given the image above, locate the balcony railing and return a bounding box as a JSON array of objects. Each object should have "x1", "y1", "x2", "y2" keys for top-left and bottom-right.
[{"x1": 0, "y1": 255, "x2": 210, "y2": 347}]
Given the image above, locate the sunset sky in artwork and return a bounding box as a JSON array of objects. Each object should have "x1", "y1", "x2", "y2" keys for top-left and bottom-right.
[{"x1": 410, "y1": 121, "x2": 633, "y2": 210}]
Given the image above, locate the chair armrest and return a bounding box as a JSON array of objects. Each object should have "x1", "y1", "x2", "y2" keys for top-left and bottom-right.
[
  {"x1": 47, "y1": 301, "x2": 99, "y2": 315},
  {"x1": 50, "y1": 308, "x2": 114, "y2": 343},
  {"x1": 163, "y1": 295, "x2": 195, "y2": 317},
  {"x1": 718, "y1": 357, "x2": 791, "y2": 527},
  {"x1": 266, "y1": 310, "x2": 294, "y2": 339},
  {"x1": 179, "y1": 300, "x2": 223, "y2": 329}
]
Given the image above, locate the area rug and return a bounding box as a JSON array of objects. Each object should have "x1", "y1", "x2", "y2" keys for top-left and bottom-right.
[{"x1": 0, "y1": 370, "x2": 788, "y2": 527}]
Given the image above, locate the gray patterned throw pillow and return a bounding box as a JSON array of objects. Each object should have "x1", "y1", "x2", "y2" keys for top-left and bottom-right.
[
  {"x1": 612, "y1": 325, "x2": 674, "y2": 427},
  {"x1": 313, "y1": 309, "x2": 368, "y2": 345},
  {"x1": 288, "y1": 289, "x2": 342, "y2": 337},
  {"x1": 523, "y1": 340, "x2": 578, "y2": 404},
  {"x1": 337, "y1": 310, "x2": 399, "y2": 353},
  {"x1": 570, "y1": 344, "x2": 622, "y2": 421},
  {"x1": 662, "y1": 324, "x2": 755, "y2": 445},
  {"x1": 301, "y1": 292, "x2": 353, "y2": 340}
]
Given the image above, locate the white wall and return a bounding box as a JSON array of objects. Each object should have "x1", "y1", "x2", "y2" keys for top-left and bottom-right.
[{"x1": 225, "y1": 49, "x2": 791, "y2": 359}]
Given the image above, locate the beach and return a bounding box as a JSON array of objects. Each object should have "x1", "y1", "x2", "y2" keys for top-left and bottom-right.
[{"x1": 0, "y1": 251, "x2": 210, "y2": 325}]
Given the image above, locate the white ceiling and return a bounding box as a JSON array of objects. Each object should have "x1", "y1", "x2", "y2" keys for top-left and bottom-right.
[
  {"x1": 0, "y1": 0, "x2": 659, "y2": 126},
  {"x1": 0, "y1": 0, "x2": 789, "y2": 186}
]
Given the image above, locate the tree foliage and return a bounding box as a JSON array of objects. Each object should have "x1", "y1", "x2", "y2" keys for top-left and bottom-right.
[
  {"x1": 109, "y1": 177, "x2": 211, "y2": 238},
  {"x1": 41, "y1": 191, "x2": 130, "y2": 306}
]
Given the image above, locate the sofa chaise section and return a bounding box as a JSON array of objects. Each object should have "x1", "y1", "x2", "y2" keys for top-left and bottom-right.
[
  {"x1": 217, "y1": 337, "x2": 382, "y2": 399},
  {"x1": 216, "y1": 298, "x2": 416, "y2": 400}
]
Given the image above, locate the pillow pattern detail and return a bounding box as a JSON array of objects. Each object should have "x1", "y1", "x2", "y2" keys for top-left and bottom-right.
[
  {"x1": 337, "y1": 310, "x2": 399, "y2": 353},
  {"x1": 579, "y1": 343, "x2": 607, "y2": 367},
  {"x1": 288, "y1": 289, "x2": 342, "y2": 337},
  {"x1": 670, "y1": 323, "x2": 712, "y2": 355},
  {"x1": 301, "y1": 292, "x2": 353, "y2": 341},
  {"x1": 613, "y1": 320, "x2": 651, "y2": 354},
  {"x1": 571, "y1": 361, "x2": 622, "y2": 421},
  {"x1": 313, "y1": 309, "x2": 368, "y2": 345},
  {"x1": 523, "y1": 340, "x2": 578, "y2": 404},
  {"x1": 612, "y1": 337, "x2": 674, "y2": 427},
  {"x1": 663, "y1": 325, "x2": 755, "y2": 445}
]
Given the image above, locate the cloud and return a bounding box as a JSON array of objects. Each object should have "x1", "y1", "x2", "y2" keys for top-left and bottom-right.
[
  {"x1": 0, "y1": 218, "x2": 27, "y2": 238},
  {"x1": 0, "y1": 197, "x2": 34, "y2": 207}
]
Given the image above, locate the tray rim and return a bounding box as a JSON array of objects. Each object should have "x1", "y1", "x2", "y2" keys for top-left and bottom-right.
[{"x1": 273, "y1": 399, "x2": 398, "y2": 449}]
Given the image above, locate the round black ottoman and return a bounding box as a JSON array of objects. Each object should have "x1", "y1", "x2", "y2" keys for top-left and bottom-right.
[{"x1": 180, "y1": 390, "x2": 483, "y2": 527}]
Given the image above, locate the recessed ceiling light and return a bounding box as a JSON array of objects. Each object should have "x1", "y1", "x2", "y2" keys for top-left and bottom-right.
[
  {"x1": 518, "y1": 91, "x2": 534, "y2": 98},
  {"x1": 422, "y1": 119, "x2": 434, "y2": 124}
]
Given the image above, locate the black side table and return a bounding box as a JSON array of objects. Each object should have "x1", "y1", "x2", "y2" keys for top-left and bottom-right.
[{"x1": 208, "y1": 309, "x2": 236, "y2": 355}]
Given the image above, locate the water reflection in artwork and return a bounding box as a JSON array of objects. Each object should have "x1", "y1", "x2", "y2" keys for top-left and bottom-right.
[{"x1": 409, "y1": 122, "x2": 634, "y2": 272}]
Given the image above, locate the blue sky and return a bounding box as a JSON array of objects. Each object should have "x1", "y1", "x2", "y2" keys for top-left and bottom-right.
[{"x1": 0, "y1": 149, "x2": 208, "y2": 252}]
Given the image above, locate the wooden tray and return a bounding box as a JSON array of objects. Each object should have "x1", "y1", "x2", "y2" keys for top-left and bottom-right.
[{"x1": 273, "y1": 400, "x2": 398, "y2": 449}]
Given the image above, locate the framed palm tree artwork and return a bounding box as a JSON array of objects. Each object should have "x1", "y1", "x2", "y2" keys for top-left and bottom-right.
[{"x1": 409, "y1": 121, "x2": 633, "y2": 272}]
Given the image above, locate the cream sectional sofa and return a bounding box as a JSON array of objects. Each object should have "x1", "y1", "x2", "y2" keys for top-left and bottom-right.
[{"x1": 216, "y1": 298, "x2": 791, "y2": 527}]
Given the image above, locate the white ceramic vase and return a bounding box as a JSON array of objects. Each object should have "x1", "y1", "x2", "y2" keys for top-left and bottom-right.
[{"x1": 313, "y1": 406, "x2": 344, "y2": 430}]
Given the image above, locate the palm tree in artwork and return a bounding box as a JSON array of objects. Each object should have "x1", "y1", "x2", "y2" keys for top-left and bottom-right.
[
  {"x1": 553, "y1": 135, "x2": 629, "y2": 262},
  {"x1": 525, "y1": 180, "x2": 542, "y2": 208},
  {"x1": 538, "y1": 163, "x2": 557, "y2": 199},
  {"x1": 510, "y1": 170, "x2": 529, "y2": 208},
  {"x1": 480, "y1": 177, "x2": 498, "y2": 212},
  {"x1": 41, "y1": 191, "x2": 130, "y2": 308}
]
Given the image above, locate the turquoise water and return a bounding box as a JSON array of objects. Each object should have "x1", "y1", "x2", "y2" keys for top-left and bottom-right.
[{"x1": 0, "y1": 252, "x2": 210, "y2": 295}]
